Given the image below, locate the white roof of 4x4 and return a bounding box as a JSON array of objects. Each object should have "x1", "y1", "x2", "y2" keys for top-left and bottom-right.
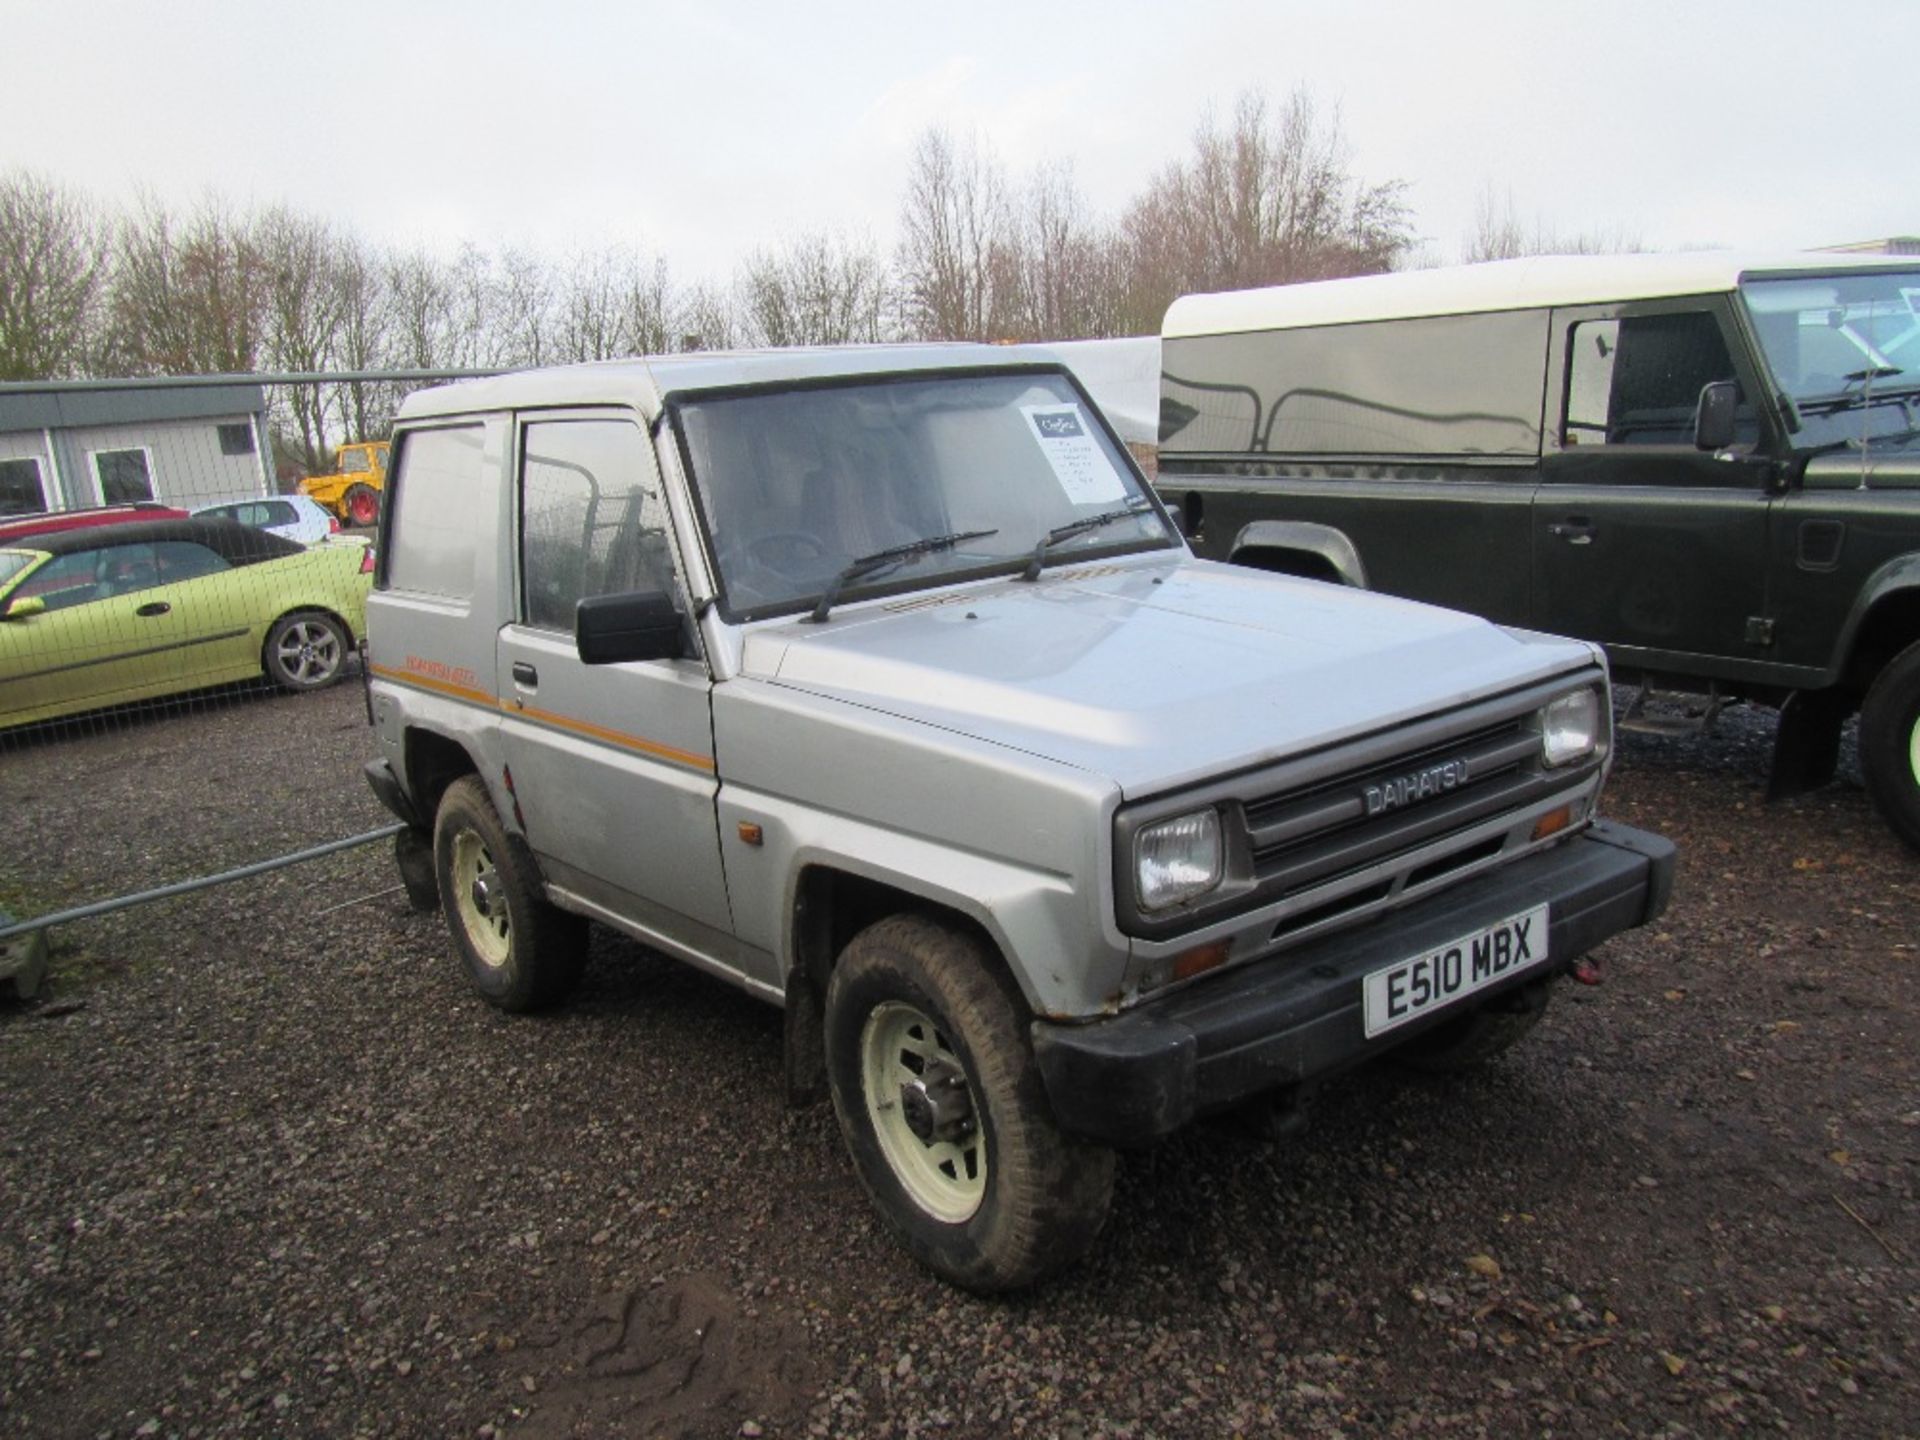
[
  {"x1": 1162, "y1": 251, "x2": 1915, "y2": 338},
  {"x1": 397, "y1": 342, "x2": 1047, "y2": 423}
]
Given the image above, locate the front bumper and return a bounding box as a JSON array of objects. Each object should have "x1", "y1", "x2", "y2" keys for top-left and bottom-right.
[{"x1": 1031, "y1": 820, "x2": 1674, "y2": 1147}]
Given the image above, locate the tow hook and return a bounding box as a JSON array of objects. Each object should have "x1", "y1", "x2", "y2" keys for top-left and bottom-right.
[{"x1": 1572, "y1": 956, "x2": 1604, "y2": 986}]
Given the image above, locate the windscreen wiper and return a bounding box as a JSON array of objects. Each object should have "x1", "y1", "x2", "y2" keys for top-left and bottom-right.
[
  {"x1": 1794, "y1": 378, "x2": 1920, "y2": 417},
  {"x1": 1021, "y1": 498, "x2": 1158, "y2": 582},
  {"x1": 807, "y1": 529, "x2": 999, "y2": 624}
]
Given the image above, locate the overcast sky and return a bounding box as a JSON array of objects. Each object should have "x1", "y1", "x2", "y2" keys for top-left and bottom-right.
[{"x1": 4, "y1": 0, "x2": 1912, "y2": 295}]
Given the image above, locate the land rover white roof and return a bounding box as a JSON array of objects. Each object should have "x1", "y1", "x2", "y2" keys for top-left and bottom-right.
[
  {"x1": 1163, "y1": 251, "x2": 1915, "y2": 339},
  {"x1": 397, "y1": 342, "x2": 1056, "y2": 423}
]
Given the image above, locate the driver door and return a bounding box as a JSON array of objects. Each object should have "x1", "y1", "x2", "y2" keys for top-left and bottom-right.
[{"x1": 493, "y1": 414, "x2": 743, "y2": 976}]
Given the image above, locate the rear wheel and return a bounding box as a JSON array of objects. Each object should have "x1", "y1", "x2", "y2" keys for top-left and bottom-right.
[
  {"x1": 431, "y1": 776, "x2": 586, "y2": 1011},
  {"x1": 342, "y1": 483, "x2": 380, "y2": 527},
  {"x1": 1861, "y1": 640, "x2": 1920, "y2": 851},
  {"x1": 823, "y1": 915, "x2": 1115, "y2": 1291},
  {"x1": 264, "y1": 611, "x2": 347, "y2": 691}
]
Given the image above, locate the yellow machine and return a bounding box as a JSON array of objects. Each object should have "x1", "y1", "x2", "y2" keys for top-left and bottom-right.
[{"x1": 297, "y1": 441, "x2": 390, "y2": 527}]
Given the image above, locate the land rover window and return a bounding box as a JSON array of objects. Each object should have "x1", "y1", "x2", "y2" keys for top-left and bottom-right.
[
  {"x1": 384, "y1": 426, "x2": 483, "y2": 600},
  {"x1": 1563, "y1": 312, "x2": 1755, "y2": 448},
  {"x1": 1743, "y1": 269, "x2": 1920, "y2": 452},
  {"x1": 519, "y1": 419, "x2": 677, "y2": 632},
  {"x1": 91, "y1": 448, "x2": 154, "y2": 504},
  {"x1": 0, "y1": 457, "x2": 46, "y2": 516},
  {"x1": 1159, "y1": 311, "x2": 1547, "y2": 458}
]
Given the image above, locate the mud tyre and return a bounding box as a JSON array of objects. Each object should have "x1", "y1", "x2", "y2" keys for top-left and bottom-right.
[
  {"x1": 1393, "y1": 977, "x2": 1554, "y2": 1074},
  {"x1": 823, "y1": 914, "x2": 1116, "y2": 1292},
  {"x1": 1860, "y1": 640, "x2": 1920, "y2": 852},
  {"x1": 431, "y1": 776, "x2": 586, "y2": 1011}
]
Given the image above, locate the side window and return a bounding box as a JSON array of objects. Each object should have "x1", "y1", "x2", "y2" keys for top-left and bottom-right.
[
  {"x1": 520, "y1": 419, "x2": 676, "y2": 632},
  {"x1": 153, "y1": 541, "x2": 230, "y2": 584},
  {"x1": 0, "y1": 457, "x2": 47, "y2": 516},
  {"x1": 1565, "y1": 312, "x2": 1757, "y2": 447},
  {"x1": 92, "y1": 448, "x2": 155, "y2": 503},
  {"x1": 385, "y1": 426, "x2": 484, "y2": 600},
  {"x1": 15, "y1": 550, "x2": 107, "y2": 610},
  {"x1": 264, "y1": 501, "x2": 298, "y2": 526}
]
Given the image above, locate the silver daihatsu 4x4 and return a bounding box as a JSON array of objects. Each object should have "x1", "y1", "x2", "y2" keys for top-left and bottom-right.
[{"x1": 362, "y1": 346, "x2": 1674, "y2": 1291}]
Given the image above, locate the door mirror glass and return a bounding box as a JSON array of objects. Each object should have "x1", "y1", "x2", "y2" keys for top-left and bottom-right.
[
  {"x1": 576, "y1": 589, "x2": 688, "y2": 665},
  {"x1": 1694, "y1": 380, "x2": 1740, "y2": 451}
]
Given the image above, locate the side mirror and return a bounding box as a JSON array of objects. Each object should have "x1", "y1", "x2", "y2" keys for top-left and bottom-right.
[
  {"x1": 2, "y1": 595, "x2": 45, "y2": 622},
  {"x1": 1694, "y1": 380, "x2": 1740, "y2": 452},
  {"x1": 576, "y1": 589, "x2": 689, "y2": 665}
]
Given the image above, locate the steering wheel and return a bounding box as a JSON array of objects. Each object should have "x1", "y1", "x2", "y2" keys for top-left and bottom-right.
[{"x1": 746, "y1": 531, "x2": 835, "y2": 582}]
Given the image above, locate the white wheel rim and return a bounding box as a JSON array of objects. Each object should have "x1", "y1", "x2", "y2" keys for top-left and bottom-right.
[
  {"x1": 451, "y1": 829, "x2": 511, "y2": 968},
  {"x1": 275, "y1": 620, "x2": 340, "y2": 685},
  {"x1": 1908, "y1": 714, "x2": 1920, "y2": 788},
  {"x1": 860, "y1": 1001, "x2": 986, "y2": 1223}
]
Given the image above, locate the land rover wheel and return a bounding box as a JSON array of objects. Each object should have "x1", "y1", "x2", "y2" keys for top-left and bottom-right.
[
  {"x1": 1393, "y1": 977, "x2": 1554, "y2": 1074},
  {"x1": 264, "y1": 611, "x2": 347, "y2": 691},
  {"x1": 343, "y1": 483, "x2": 380, "y2": 527},
  {"x1": 823, "y1": 915, "x2": 1115, "y2": 1292},
  {"x1": 432, "y1": 775, "x2": 586, "y2": 1011},
  {"x1": 1861, "y1": 640, "x2": 1920, "y2": 852}
]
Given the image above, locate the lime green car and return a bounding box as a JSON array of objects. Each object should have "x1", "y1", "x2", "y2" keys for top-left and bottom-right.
[{"x1": 0, "y1": 516, "x2": 372, "y2": 729}]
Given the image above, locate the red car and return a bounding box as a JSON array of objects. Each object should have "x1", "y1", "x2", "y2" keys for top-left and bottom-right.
[{"x1": 0, "y1": 503, "x2": 190, "y2": 545}]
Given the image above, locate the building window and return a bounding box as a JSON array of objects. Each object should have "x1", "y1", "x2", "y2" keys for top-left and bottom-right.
[
  {"x1": 218, "y1": 422, "x2": 256, "y2": 457},
  {"x1": 0, "y1": 457, "x2": 47, "y2": 516},
  {"x1": 91, "y1": 447, "x2": 155, "y2": 504}
]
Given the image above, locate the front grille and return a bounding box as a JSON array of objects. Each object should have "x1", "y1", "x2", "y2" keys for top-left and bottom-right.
[{"x1": 1114, "y1": 672, "x2": 1606, "y2": 940}]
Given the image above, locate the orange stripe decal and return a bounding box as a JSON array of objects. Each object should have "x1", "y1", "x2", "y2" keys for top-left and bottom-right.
[
  {"x1": 370, "y1": 662, "x2": 494, "y2": 706},
  {"x1": 370, "y1": 662, "x2": 715, "y2": 773}
]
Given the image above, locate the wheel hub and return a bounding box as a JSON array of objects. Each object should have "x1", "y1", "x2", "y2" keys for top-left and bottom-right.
[
  {"x1": 470, "y1": 870, "x2": 499, "y2": 917},
  {"x1": 898, "y1": 1062, "x2": 975, "y2": 1144}
]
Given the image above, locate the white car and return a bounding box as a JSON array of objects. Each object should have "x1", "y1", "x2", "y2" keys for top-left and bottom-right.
[{"x1": 192, "y1": 495, "x2": 338, "y2": 547}]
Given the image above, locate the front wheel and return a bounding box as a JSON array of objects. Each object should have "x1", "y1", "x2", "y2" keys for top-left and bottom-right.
[
  {"x1": 1861, "y1": 640, "x2": 1920, "y2": 851},
  {"x1": 264, "y1": 611, "x2": 347, "y2": 692},
  {"x1": 431, "y1": 776, "x2": 586, "y2": 1011},
  {"x1": 823, "y1": 915, "x2": 1115, "y2": 1292}
]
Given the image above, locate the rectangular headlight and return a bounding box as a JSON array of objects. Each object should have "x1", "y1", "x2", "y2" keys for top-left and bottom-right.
[
  {"x1": 1541, "y1": 687, "x2": 1603, "y2": 767},
  {"x1": 1135, "y1": 809, "x2": 1224, "y2": 912}
]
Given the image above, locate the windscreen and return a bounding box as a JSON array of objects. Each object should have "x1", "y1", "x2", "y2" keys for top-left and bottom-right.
[
  {"x1": 1743, "y1": 271, "x2": 1920, "y2": 450},
  {"x1": 673, "y1": 369, "x2": 1174, "y2": 620}
]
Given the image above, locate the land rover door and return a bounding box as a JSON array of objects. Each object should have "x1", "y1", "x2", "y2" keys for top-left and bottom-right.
[{"x1": 1536, "y1": 297, "x2": 1777, "y2": 673}]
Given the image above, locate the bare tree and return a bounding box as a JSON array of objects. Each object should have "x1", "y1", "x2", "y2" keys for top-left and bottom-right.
[
  {"x1": 106, "y1": 194, "x2": 271, "y2": 374},
  {"x1": 737, "y1": 231, "x2": 893, "y2": 348},
  {"x1": 1463, "y1": 183, "x2": 1642, "y2": 262},
  {"x1": 896, "y1": 128, "x2": 1010, "y2": 341},
  {"x1": 676, "y1": 281, "x2": 740, "y2": 352},
  {"x1": 258, "y1": 207, "x2": 346, "y2": 467},
  {"x1": 989, "y1": 162, "x2": 1130, "y2": 341},
  {"x1": 330, "y1": 234, "x2": 395, "y2": 443},
  {"x1": 1117, "y1": 88, "x2": 1411, "y2": 331},
  {"x1": 0, "y1": 170, "x2": 108, "y2": 380}
]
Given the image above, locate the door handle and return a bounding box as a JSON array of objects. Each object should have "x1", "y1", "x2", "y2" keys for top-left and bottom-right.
[
  {"x1": 1546, "y1": 521, "x2": 1595, "y2": 545},
  {"x1": 135, "y1": 601, "x2": 172, "y2": 617},
  {"x1": 511, "y1": 661, "x2": 538, "y2": 687}
]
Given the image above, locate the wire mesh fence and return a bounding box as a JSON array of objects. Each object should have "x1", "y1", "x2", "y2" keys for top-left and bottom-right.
[{"x1": 0, "y1": 371, "x2": 482, "y2": 753}]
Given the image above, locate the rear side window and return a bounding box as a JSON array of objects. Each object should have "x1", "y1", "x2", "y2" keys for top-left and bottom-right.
[
  {"x1": 519, "y1": 419, "x2": 676, "y2": 631},
  {"x1": 385, "y1": 426, "x2": 484, "y2": 600},
  {"x1": 1160, "y1": 310, "x2": 1548, "y2": 458}
]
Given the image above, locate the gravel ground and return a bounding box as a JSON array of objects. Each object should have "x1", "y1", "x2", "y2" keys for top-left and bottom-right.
[{"x1": 1, "y1": 682, "x2": 1915, "y2": 1439}]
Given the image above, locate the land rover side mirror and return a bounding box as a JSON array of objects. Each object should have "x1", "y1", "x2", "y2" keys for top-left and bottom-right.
[
  {"x1": 576, "y1": 590, "x2": 688, "y2": 665},
  {"x1": 1694, "y1": 380, "x2": 1740, "y2": 451}
]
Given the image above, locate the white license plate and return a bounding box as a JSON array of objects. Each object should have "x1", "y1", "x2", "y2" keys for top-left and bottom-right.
[{"x1": 1362, "y1": 904, "x2": 1549, "y2": 1039}]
